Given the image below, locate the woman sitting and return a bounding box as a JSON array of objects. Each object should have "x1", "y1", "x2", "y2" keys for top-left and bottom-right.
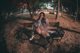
[{"x1": 30, "y1": 12, "x2": 50, "y2": 41}]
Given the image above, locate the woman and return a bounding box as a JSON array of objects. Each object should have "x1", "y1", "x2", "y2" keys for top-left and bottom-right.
[
  {"x1": 30, "y1": 12, "x2": 50, "y2": 43},
  {"x1": 35, "y1": 12, "x2": 50, "y2": 38}
]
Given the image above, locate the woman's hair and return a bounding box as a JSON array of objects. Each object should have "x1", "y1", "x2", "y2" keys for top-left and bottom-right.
[
  {"x1": 37, "y1": 12, "x2": 45, "y2": 20},
  {"x1": 39, "y1": 12, "x2": 45, "y2": 18}
]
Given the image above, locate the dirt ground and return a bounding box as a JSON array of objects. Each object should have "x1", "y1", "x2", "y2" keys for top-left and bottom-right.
[{"x1": 4, "y1": 13, "x2": 80, "y2": 53}]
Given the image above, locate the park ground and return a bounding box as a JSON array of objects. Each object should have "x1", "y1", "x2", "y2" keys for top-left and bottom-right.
[{"x1": 2, "y1": 12, "x2": 80, "y2": 53}]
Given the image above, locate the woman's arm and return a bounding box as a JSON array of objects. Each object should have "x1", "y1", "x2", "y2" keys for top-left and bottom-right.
[{"x1": 46, "y1": 18, "x2": 49, "y2": 26}]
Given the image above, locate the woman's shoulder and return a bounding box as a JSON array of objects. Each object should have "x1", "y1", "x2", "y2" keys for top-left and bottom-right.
[{"x1": 45, "y1": 18, "x2": 49, "y2": 21}]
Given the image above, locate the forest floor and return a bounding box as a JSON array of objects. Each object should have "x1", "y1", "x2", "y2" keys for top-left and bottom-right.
[{"x1": 4, "y1": 12, "x2": 80, "y2": 53}]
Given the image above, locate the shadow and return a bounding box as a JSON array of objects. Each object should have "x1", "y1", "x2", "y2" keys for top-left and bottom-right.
[
  {"x1": 0, "y1": 15, "x2": 9, "y2": 53},
  {"x1": 29, "y1": 40, "x2": 47, "y2": 49},
  {"x1": 0, "y1": 27, "x2": 9, "y2": 53},
  {"x1": 16, "y1": 28, "x2": 33, "y2": 40}
]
